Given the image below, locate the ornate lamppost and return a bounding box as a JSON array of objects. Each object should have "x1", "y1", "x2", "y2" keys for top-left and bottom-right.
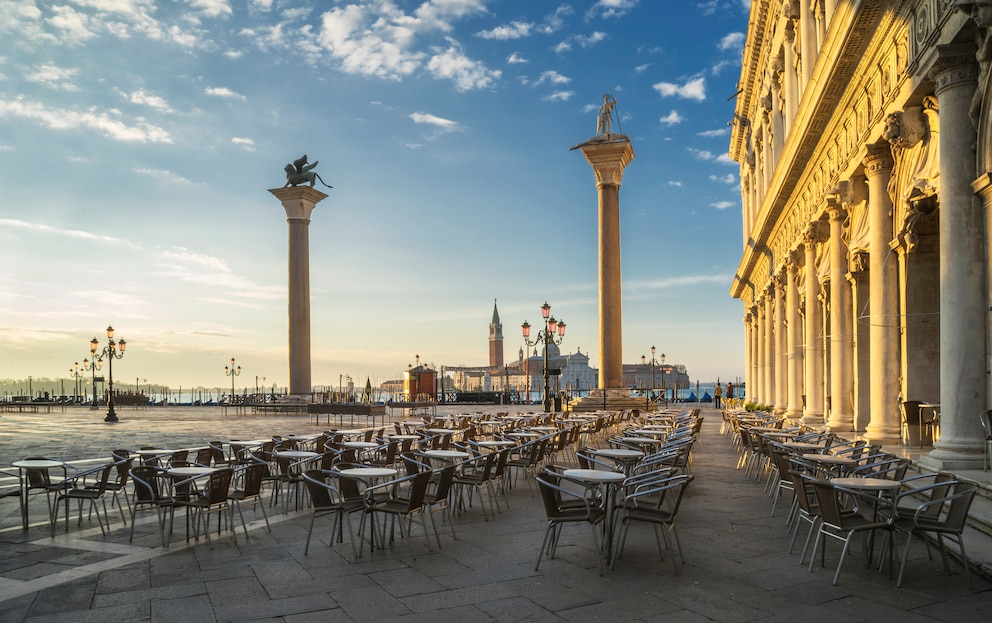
[
  {"x1": 89, "y1": 325, "x2": 126, "y2": 422},
  {"x1": 69, "y1": 362, "x2": 84, "y2": 404},
  {"x1": 521, "y1": 301, "x2": 566, "y2": 412},
  {"x1": 81, "y1": 357, "x2": 102, "y2": 408},
  {"x1": 225, "y1": 358, "x2": 242, "y2": 404},
  {"x1": 641, "y1": 346, "x2": 663, "y2": 410}
]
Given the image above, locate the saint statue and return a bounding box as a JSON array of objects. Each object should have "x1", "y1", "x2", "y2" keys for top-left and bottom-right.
[{"x1": 597, "y1": 94, "x2": 617, "y2": 135}]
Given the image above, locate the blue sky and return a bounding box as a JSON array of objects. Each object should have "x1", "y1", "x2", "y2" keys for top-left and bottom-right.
[{"x1": 0, "y1": 0, "x2": 750, "y2": 391}]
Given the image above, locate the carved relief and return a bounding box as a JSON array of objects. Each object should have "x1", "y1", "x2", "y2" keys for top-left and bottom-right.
[{"x1": 885, "y1": 100, "x2": 940, "y2": 253}]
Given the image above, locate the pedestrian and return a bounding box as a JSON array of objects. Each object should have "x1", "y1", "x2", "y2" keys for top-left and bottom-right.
[
  {"x1": 726, "y1": 382, "x2": 735, "y2": 400},
  {"x1": 713, "y1": 381, "x2": 723, "y2": 409}
]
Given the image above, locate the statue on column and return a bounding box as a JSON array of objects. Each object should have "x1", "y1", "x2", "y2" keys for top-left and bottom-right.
[
  {"x1": 283, "y1": 154, "x2": 333, "y2": 189},
  {"x1": 597, "y1": 94, "x2": 617, "y2": 135}
]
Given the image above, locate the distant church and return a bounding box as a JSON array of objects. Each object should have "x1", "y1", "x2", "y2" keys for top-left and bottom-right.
[{"x1": 447, "y1": 300, "x2": 598, "y2": 398}]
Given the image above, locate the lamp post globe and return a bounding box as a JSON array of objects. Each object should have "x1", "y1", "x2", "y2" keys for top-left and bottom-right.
[{"x1": 522, "y1": 301, "x2": 567, "y2": 412}]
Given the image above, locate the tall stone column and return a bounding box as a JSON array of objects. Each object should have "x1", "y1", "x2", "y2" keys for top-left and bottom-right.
[
  {"x1": 750, "y1": 306, "x2": 760, "y2": 402},
  {"x1": 783, "y1": 22, "x2": 799, "y2": 134},
  {"x1": 785, "y1": 251, "x2": 804, "y2": 419},
  {"x1": 799, "y1": 0, "x2": 816, "y2": 92},
  {"x1": 764, "y1": 286, "x2": 776, "y2": 404},
  {"x1": 755, "y1": 299, "x2": 766, "y2": 404},
  {"x1": 921, "y1": 46, "x2": 987, "y2": 469},
  {"x1": 802, "y1": 222, "x2": 825, "y2": 424},
  {"x1": 826, "y1": 199, "x2": 854, "y2": 431},
  {"x1": 576, "y1": 138, "x2": 635, "y2": 391},
  {"x1": 269, "y1": 186, "x2": 327, "y2": 396},
  {"x1": 744, "y1": 311, "x2": 754, "y2": 400},
  {"x1": 774, "y1": 273, "x2": 788, "y2": 413},
  {"x1": 863, "y1": 146, "x2": 902, "y2": 444}
]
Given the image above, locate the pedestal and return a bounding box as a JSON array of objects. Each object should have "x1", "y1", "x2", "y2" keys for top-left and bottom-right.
[{"x1": 268, "y1": 186, "x2": 328, "y2": 396}]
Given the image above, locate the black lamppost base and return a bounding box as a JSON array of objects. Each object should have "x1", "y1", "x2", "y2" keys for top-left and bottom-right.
[{"x1": 104, "y1": 411, "x2": 119, "y2": 423}]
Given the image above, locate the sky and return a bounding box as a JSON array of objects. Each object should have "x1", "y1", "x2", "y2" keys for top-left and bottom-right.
[{"x1": 0, "y1": 0, "x2": 751, "y2": 393}]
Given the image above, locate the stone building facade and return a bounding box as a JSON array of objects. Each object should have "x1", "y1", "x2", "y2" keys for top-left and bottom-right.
[{"x1": 730, "y1": 0, "x2": 991, "y2": 468}]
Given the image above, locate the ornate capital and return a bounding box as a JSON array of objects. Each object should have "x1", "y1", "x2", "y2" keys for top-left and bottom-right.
[
  {"x1": 863, "y1": 143, "x2": 894, "y2": 177},
  {"x1": 929, "y1": 43, "x2": 979, "y2": 94},
  {"x1": 577, "y1": 139, "x2": 636, "y2": 187}
]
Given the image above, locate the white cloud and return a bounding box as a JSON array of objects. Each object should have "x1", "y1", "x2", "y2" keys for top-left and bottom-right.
[
  {"x1": 718, "y1": 32, "x2": 745, "y2": 52},
  {"x1": 188, "y1": 0, "x2": 233, "y2": 19},
  {"x1": 575, "y1": 31, "x2": 607, "y2": 47},
  {"x1": 205, "y1": 86, "x2": 246, "y2": 100},
  {"x1": 653, "y1": 76, "x2": 706, "y2": 101},
  {"x1": 231, "y1": 137, "x2": 255, "y2": 151},
  {"x1": 427, "y1": 46, "x2": 501, "y2": 91},
  {"x1": 410, "y1": 111, "x2": 462, "y2": 132},
  {"x1": 698, "y1": 0, "x2": 719, "y2": 16},
  {"x1": 698, "y1": 128, "x2": 728, "y2": 137},
  {"x1": 134, "y1": 167, "x2": 199, "y2": 186},
  {"x1": 127, "y1": 89, "x2": 172, "y2": 113},
  {"x1": 688, "y1": 148, "x2": 714, "y2": 160},
  {"x1": 668, "y1": 180, "x2": 683, "y2": 187},
  {"x1": 587, "y1": 0, "x2": 640, "y2": 19},
  {"x1": 634, "y1": 63, "x2": 650, "y2": 73},
  {"x1": 506, "y1": 52, "x2": 528, "y2": 64},
  {"x1": 535, "y1": 70, "x2": 570, "y2": 86},
  {"x1": 709, "y1": 173, "x2": 737, "y2": 184},
  {"x1": 47, "y1": 4, "x2": 97, "y2": 42},
  {"x1": 711, "y1": 200, "x2": 735, "y2": 210},
  {"x1": 0, "y1": 218, "x2": 131, "y2": 246},
  {"x1": 26, "y1": 63, "x2": 81, "y2": 91},
  {"x1": 554, "y1": 40, "x2": 571, "y2": 53},
  {"x1": 659, "y1": 110, "x2": 683, "y2": 125},
  {"x1": 715, "y1": 153, "x2": 736, "y2": 165},
  {"x1": 543, "y1": 90, "x2": 574, "y2": 102},
  {"x1": 540, "y1": 5, "x2": 573, "y2": 33},
  {"x1": 476, "y1": 20, "x2": 533, "y2": 40},
  {"x1": 0, "y1": 96, "x2": 173, "y2": 143}
]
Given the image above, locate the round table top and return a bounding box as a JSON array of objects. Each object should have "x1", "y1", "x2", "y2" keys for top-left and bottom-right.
[
  {"x1": 761, "y1": 431, "x2": 795, "y2": 438},
  {"x1": 337, "y1": 467, "x2": 397, "y2": 478},
  {"x1": 622, "y1": 437, "x2": 663, "y2": 444},
  {"x1": 135, "y1": 449, "x2": 174, "y2": 456},
  {"x1": 802, "y1": 453, "x2": 857, "y2": 465},
  {"x1": 423, "y1": 450, "x2": 470, "y2": 459},
  {"x1": 831, "y1": 477, "x2": 902, "y2": 490},
  {"x1": 528, "y1": 426, "x2": 557, "y2": 431},
  {"x1": 592, "y1": 448, "x2": 644, "y2": 459},
  {"x1": 232, "y1": 439, "x2": 270, "y2": 446},
  {"x1": 507, "y1": 431, "x2": 540, "y2": 438},
  {"x1": 286, "y1": 435, "x2": 316, "y2": 442},
  {"x1": 562, "y1": 468, "x2": 625, "y2": 483},
  {"x1": 779, "y1": 442, "x2": 824, "y2": 451},
  {"x1": 341, "y1": 441, "x2": 379, "y2": 449},
  {"x1": 388, "y1": 435, "x2": 420, "y2": 440},
  {"x1": 425, "y1": 429, "x2": 453, "y2": 435},
  {"x1": 167, "y1": 466, "x2": 217, "y2": 477},
  {"x1": 274, "y1": 450, "x2": 319, "y2": 459},
  {"x1": 628, "y1": 429, "x2": 665, "y2": 437},
  {"x1": 476, "y1": 440, "x2": 515, "y2": 447},
  {"x1": 13, "y1": 459, "x2": 64, "y2": 469}
]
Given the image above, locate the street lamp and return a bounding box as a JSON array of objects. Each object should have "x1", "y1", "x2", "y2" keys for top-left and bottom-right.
[
  {"x1": 225, "y1": 358, "x2": 242, "y2": 403},
  {"x1": 69, "y1": 362, "x2": 84, "y2": 404},
  {"x1": 81, "y1": 357, "x2": 102, "y2": 408},
  {"x1": 641, "y1": 346, "x2": 662, "y2": 410},
  {"x1": 89, "y1": 325, "x2": 126, "y2": 422},
  {"x1": 521, "y1": 301, "x2": 567, "y2": 412}
]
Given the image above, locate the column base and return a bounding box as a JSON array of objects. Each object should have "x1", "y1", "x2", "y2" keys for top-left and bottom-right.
[
  {"x1": 801, "y1": 411, "x2": 825, "y2": 428},
  {"x1": 917, "y1": 448, "x2": 987, "y2": 471}
]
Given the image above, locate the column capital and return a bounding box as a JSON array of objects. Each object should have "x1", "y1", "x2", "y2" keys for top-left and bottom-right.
[
  {"x1": 574, "y1": 138, "x2": 635, "y2": 187},
  {"x1": 863, "y1": 143, "x2": 894, "y2": 177},
  {"x1": 928, "y1": 43, "x2": 979, "y2": 95},
  {"x1": 269, "y1": 186, "x2": 328, "y2": 221}
]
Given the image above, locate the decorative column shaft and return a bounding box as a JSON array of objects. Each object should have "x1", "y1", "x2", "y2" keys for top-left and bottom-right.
[
  {"x1": 922, "y1": 46, "x2": 986, "y2": 469},
  {"x1": 763, "y1": 287, "x2": 776, "y2": 403},
  {"x1": 750, "y1": 306, "x2": 760, "y2": 402},
  {"x1": 577, "y1": 139, "x2": 635, "y2": 391},
  {"x1": 863, "y1": 147, "x2": 902, "y2": 443},
  {"x1": 799, "y1": 0, "x2": 816, "y2": 93},
  {"x1": 269, "y1": 186, "x2": 328, "y2": 395},
  {"x1": 826, "y1": 200, "x2": 854, "y2": 431},
  {"x1": 755, "y1": 301, "x2": 766, "y2": 404},
  {"x1": 774, "y1": 274, "x2": 788, "y2": 413},
  {"x1": 802, "y1": 225, "x2": 825, "y2": 424},
  {"x1": 785, "y1": 253, "x2": 804, "y2": 418}
]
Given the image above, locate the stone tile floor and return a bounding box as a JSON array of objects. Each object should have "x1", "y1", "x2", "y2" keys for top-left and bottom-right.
[{"x1": 0, "y1": 405, "x2": 990, "y2": 622}]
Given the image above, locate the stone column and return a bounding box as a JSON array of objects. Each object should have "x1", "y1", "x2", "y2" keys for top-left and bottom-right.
[
  {"x1": 921, "y1": 47, "x2": 987, "y2": 469},
  {"x1": 863, "y1": 146, "x2": 902, "y2": 444},
  {"x1": 799, "y1": 0, "x2": 816, "y2": 92},
  {"x1": 802, "y1": 223, "x2": 825, "y2": 424},
  {"x1": 269, "y1": 186, "x2": 328, "y2": 396},
  {"x1": 774, "y1": 272, "x2": 788, "y2": 413},
  {"x1": 577, "y1": 138, "x2": 635, "y2": 391},
  {"x1": 783, "y1": 21, "x2": 799, "y2": 134},
  {"x1": 750, "y1": 306, "x2": 760, "y2": 402},
  {"x1": 755, "y1": 298, "x2": 766, "y2": 404},
  {"x1": 785, "y1": 251, "x2": 804, "y2": 419},
  {"x1": 825, "y1": 199, "x2": 854, "y2": 431},
  {"x1": 744, "y1": 311, "x2": 754, "y2": 401},
  {"x1": 764, "y1": 286, "x2": 776, "y2": 404}
]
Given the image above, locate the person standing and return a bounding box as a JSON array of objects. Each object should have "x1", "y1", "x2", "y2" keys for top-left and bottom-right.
[
  {"x1": 713, "y1": 381, "x2": 723, "y2": 409},
  {"x1": 726, "y1": 382, "x2": 735, "y2": 401}
]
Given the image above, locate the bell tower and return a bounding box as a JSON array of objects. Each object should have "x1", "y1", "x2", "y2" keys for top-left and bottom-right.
[{"x1": 489, "y1": 299, "x2": 504, "y2": 368}]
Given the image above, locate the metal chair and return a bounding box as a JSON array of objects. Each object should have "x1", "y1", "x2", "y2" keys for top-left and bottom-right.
[{"x1": 980, "y1": 409, "x2": 992, "y2": 472}]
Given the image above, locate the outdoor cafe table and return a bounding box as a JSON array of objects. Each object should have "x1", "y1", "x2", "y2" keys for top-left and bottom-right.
[
  {"x1": 561, "y1": 468, "x2": 626, "y2": 558},
  {"x1": 475, "y1": 440, "x2": 515, "y2": 452},
  {"x1": 590, "y1": 448, "x2": 644, "y2": 475},
  {"x1": 422, "y1": 450, "x2": 470, "y2": 462},
  {"x1": 801, "y1": 453, "x2": 857, "y2": 476},
  {"x1": 337, "y1": 466, "x2": 398, "y2": 482},
  {"x1": 830, "y1": 476, "x2": 904, "y2": 571},
  {"x1": 507, "y1": 431, "x2": 540, "y2": 439},
  {"x1": 341, "y1": 441, "x2": 379, "y2": 461},
  {"x1": 12, "y1": 459, "x2": 67, "y2": 530},
  {"x1": 166, "y1": 466, "x2": 217, "y2": 478},
  {"x1": 778, "y1": 441, "x2": 825, "y2": 453}
]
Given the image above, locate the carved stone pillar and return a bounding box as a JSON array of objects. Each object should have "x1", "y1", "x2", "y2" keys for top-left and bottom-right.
[
  {"x1": 863, "y1": 146, "x2": 902, "y2": 444},
  {"x1": 755, "y1": 299, "x2": 766, "y2": 404},
  {"x1": 269, "y1": 186, "x2": 328, "y2": 395},
  {"x1": 799, "y1": 0, "x2": 816, "y2": 94},
  {"x1": 826, "y1": 199, "x2": 854, "y2": 431},
  {"x1": 750, "y1": 305, "x2": 760, "y2": 402},
  {"x1": 922, "y1": 46, "x2": 987, "y2": 469},
  {"x1": 764, "y1": 287, "x2": 777, "y2": 405},
  {"x1": 774, "y1": 272, "x2": 788, "y2": 414},
  {"x1": 785, "y1": 252, "x2": 804, "y2": 419},
  {"x1": 783, "y1": 17, "x2": 799, "y2": 134},
  {"x1": 843, "y1": 177, "x2": 871, "y2": 433},
  {"x1": 744, "y1": 311, "x2": 754, "y2": 401},
  {"x1": 771, "y1": 62, "x2": 785, "y2": 158},
  {"x1": 802, "y1": 223, "x2": 825, "y2": 424}
]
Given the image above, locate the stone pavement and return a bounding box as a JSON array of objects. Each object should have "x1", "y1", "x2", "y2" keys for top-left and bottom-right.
[{"x1": 1, "y1": 405, "x2": 991, "y2": 623}]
